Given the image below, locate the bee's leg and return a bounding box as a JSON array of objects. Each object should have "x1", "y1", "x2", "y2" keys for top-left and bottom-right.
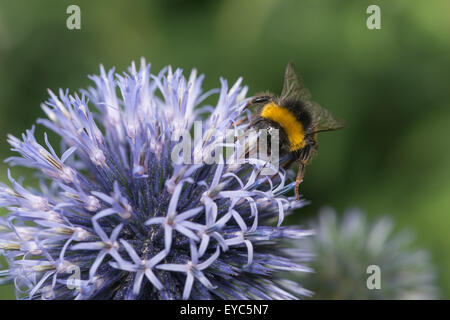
[
  {"x1": 235, "y1": 117, "x2": 249, "y2": 126},
  {"x1": 280, "y1": 153, "x2": 296, "y2": 169},
  {"x1": 295, "y1": 162, "x2": 306, "y2": 200},
  {"x1": 294, "y1": 142, "x2": 317, "y2": 200}
]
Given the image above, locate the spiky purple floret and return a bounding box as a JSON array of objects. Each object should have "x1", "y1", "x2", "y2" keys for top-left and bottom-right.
[{"x1": 0, "y1": 59, "x2": 312, "y2": 300}]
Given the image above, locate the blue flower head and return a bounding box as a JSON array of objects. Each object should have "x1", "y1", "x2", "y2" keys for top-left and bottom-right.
[{"x1": 0, "y1": 59, "x2": 312, "y2": 299}]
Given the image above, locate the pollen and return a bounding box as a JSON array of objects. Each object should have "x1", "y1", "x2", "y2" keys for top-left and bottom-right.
[{"x1": 260, "y1": 102, "x2": 306, "y2": 151}]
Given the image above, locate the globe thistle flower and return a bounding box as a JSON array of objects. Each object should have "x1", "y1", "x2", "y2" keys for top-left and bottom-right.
[
  {"x1": 297, "y1": 207, "x2": 438, "y2": 299},
  {"x1": 0, "y1": 59, "x2": 313, "y2": 300}
]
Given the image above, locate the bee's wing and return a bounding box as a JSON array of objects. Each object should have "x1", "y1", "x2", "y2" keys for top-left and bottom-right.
[
  {"x1": 282, "y1": 61, "x2": 344, "y2": 132},
  {"x1": 280, "y1": 61, "x2": 311, "y2": 101},
  {"x1": 305, "y1": 101, "x2": 345, "y2": 132}
]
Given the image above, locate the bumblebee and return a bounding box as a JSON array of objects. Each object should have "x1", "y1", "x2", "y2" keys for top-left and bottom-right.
[{"x1": 245, "y1": 62, "x2": 344, "y2": 200}]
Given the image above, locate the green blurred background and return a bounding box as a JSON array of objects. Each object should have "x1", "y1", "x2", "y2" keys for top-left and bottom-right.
[{"x1": 0, "y1": 0, "x2": 449, "y2": 299}]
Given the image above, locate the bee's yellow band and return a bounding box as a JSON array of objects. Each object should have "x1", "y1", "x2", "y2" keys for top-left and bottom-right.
[{"x1": 261, "y1": 102, "x2": 306, "y2": 151}]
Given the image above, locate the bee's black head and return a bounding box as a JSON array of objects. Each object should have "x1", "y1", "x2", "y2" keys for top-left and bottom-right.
[
  {"x1": 244, "y1": 94, "x2": 274, "y2": 110},
  {"x1": 251, "y1": 95, "x2": 272, "y2": 104}
]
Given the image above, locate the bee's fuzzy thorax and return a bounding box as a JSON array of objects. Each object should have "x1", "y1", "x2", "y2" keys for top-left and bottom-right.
[{"x1": 260, "y1": 102, "x2": 306, "y2": 151}]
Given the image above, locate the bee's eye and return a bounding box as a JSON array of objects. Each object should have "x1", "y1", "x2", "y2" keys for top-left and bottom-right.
[{"x1": 253, "y1": 96, "x2": 270, "y2": 104}]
